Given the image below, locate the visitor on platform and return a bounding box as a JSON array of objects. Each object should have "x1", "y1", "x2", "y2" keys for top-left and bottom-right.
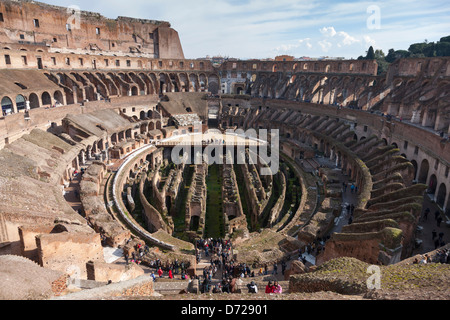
[
  {"x1": 272, "y1": 281, "x2": 283, "y2": 294},
  {"x1": 265, "y1": 281, "x2": 274, "y2": 293},
  {"x1": 247, "y1": 281, "x2": 258, "y2": 293}
]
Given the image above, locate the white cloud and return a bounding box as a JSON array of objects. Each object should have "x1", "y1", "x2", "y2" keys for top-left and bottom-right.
[
  {"x1": 320, "y1": 26, "x2": 337, "y2": 37},
  {"x1": 337, "y1": 31, "x2": 359, "y2": 45},
  {"x1": 318, "y1": 39, "x2": 333, "y2": 51},
  {"x1": 363, "y1": 35, "x2": 377, "y2": 47},
  {"x1": 299, "y1": 38, "x2": 313, "y2": 49}
]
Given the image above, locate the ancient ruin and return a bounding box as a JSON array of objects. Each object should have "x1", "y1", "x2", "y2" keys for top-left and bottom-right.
[{"x1": 0, "y1": 0, "x2": 449, "y2": 302}]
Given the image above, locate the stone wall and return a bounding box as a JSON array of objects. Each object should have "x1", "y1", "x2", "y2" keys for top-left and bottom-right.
[
  {"x1": 86, "y1": 261, "x2": 145, "y2": 283},
  {"x1": 36, "y1": 227, "x2": 104, "y2": 279}
]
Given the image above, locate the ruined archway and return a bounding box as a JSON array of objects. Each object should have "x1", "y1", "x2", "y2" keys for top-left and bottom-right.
[
  {"x1": 29, "y1": 93, "x2": 40, "y2": 109},
  {"x1": 418, "y1": 159, "x2": 429, "y2": 184},
  {"x1": 436, "y1": 183, "x2": 447, "y2": 209}
]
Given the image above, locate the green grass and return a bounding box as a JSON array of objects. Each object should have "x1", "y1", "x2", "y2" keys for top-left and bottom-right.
[
  {"x1": 173, "y1": 165, "x2": 195, "y2": 239},
  {"x1": 204, "y1": 165, "x2": 225, "y2": 238},
  {"x1": 234, "y1": 164, "x2": 253, "y2": 230}
]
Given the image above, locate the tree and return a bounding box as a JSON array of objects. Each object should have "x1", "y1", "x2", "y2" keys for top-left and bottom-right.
[
  {"x1": 440, "y1": 35, "x2": 450, "y2": 43},
  {"x1": 385, "y1": 49, "x2": 396, "y2": 63},
  {"x1": 366, "y1": 46, "x2": 375, "y2": 60}
]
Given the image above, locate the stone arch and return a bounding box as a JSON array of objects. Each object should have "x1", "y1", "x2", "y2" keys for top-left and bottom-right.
[
  {"x1": 1, "y1": 96, "x2": 13, "y2": 115},
  {"x1": 53, "y1": 90, "x2": 64, "y2": 105},
  {"x1": 29, "y1": 93, "x2": 40, "y2": 109},
  {"x1": 41, "y1": 91, "x2": 52, "y2": 106},
  {"x1": 428, "y1": 174, "x2": 437, "y2": 194},
  {"x1": 125, "y1": 129, "x2": 132, "y2": 139},
  {"x1": 436, "y1": 183, "x2": 447, "y2": 209},
  {"x1": 208, "y1": 74, "x2": 220, "y2": 94},
  {"x1": 410, "y1": 159, "x2": 418, "y2": 180},
  {"x1": 418, "y1": 159, "x2": 429, "y2": 184},
  {"x1": 16, "y1": 94, "x2": 26, "y2": 111}
]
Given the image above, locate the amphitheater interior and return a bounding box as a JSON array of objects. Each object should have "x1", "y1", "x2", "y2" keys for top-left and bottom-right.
[{"x1": 0, "y1": 0, "x2": 449, "y2": 300}]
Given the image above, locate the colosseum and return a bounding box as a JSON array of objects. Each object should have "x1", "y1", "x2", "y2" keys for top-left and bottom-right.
[{"x1": 0, "y1": 0, "x2": 449, "y2": 302}]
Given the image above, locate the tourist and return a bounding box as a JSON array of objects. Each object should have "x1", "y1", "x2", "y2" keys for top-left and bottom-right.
[
  {"x1": 419, "y1": 256, "x2": 427, "y2": 264},
  {"x1": 434, "y1": 238, "x2": 440, "y2": 249},
  {"x1": 222, "y1": 278, "x2": 230, "y2": 293},
  {"x1": 434, "y1": 211, "x2": 440, "y2": 221},
  {"x1": 273, "y1": 281, "x2": 282, "y2": 294},
  {"x1": 230, "y1": 277, "x2": 238, "y2": 293},
  {"x1": 265, "y1": 281, "x2": 274, "y2": 293},
  {"x1": 423, "y1": 208, "x2": 430, "y2": 221},
  {"x1": 350, "y1": 183, "x2": 355, "y2": 194},
  {"x1": 437, "y1": 216, "x2": 443, "y2": 227},
  {"x1": 281, "y1": 260, "x2": 286, "y2": 275},
  {"x1": 247, "y1": 281, "x2": 258, "y2": 293},
  {"x1": 272, "y1": 262, "x2": 278, "y2": 275},
  {"x1": 158, "y1": 267, "x2": 164, "y2": 278},
  {"x1": 258, "y1": 267, "x2": 263, "y2": 276},
  {"x1": 150, "y1": 272, "x2": 156, "y2": 282},
  {"x1": 212, "y1": 284, "x2": 221, "y2": 293},
  {"x1": 168, "y1": 268, "x2": 173, "y2": 279}
]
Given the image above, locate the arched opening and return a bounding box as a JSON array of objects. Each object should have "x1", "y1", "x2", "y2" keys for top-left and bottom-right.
[
  {"x1": 125, "y1": 129, "x2": 132, "y2": 139},
  {"x1": 140, "y1": 111, "x2": 146, "y2": 120},
  {"x1": 418, "y1": 159, "x2": 429, "y2": 184},
  {"x1": 1, "y1": 96, "x2": 13, "y2": 115},
  {"x1": 436, "y1": 183, "x2": 447, "y2": 209},
  {"x1": 16, "y1": 94, "x2": 26, "y2": 111},
  {"x1": 428, "y1": 174, "x2": 437, "y2": 195},
  {"x1": 29, "y1": 93, "x2": 40, "y2": 109},
  {"x1": 53, "y1": 90, "x2": 64, "y2": 106},
  {"x1": 156, "y1": 121, "x2": 161, "y2": 130},
  {"x1": 131, "y1": 86, "x2": 138, "y2": 96},
  {"x1": 410, "y1": 160, "x2": 418, "y2": 180},
  {"x1": 41, "y1": 92, "x2": 52, "y2": 106}
]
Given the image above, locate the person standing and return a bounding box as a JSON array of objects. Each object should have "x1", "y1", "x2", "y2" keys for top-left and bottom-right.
[
  {"x1": 272, "y1": 262, "x2": 278, "y2": 275},
  {"x1": 432, "y1": 229, "x2": 437, "y2": 240},
  {"x1": 158, "y1": 267, "x2": 164, "y2": 278},
  {"x1": 423, "y1": 208, "x2": 430, "y2": 221},
  {"x1": 437, "y1": 216, "x2": 443, "y2": 227}
]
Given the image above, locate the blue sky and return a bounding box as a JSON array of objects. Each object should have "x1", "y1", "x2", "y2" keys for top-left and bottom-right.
[{"x1": 42, "y1": 0, "x2": 450, "y2": 59}]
